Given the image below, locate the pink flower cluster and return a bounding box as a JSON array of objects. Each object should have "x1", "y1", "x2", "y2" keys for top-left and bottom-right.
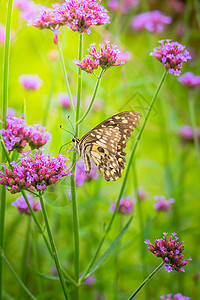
[
  {"x1": 12, "y1": 194, "x2": 41, "y2": 214},
  {"x1": 178, "y1": 72, "x2": 200, "y2": 88},
  {"x1": 74, "y1": 41, "x2": 125, "y2": 73},
  {"x1": 161, "y1": 293, "x2": 191, "y2": 300},
  {"x1": 179, "y1": 125, "x2": 200, "y2": 144},
  {"x1": 132, "y1": 10, "x2": 172, "y2": 33},
  {"x1": 0, "y1": 149, "x2": 71, "y2": 194},
  {"x1": 57, "y1": 93, "x2": 76, "y2": 109},
  {"x1": 110, "y1": 197, "x2": 134, "y2": 214},
  {"x1": 30, "y1": 0, "x2": 109, "y2": 34},
  {"x1": 145, "y1": 232, "x2": 192, "y2": 272},
  {"x1": 18, "y1": 74, "x2": 43, "y2": 91},
  {"x1": 0, "y1": 116, "x2": 51, "y2": 153},
  {"x1": 154, "y1": 195, "x2": 175, "y2": 212},
  {"x1": 14, "y1": 0, "x2": 40, "y2": 21},
  {"x1": 150, "y1": 40, "x2": 191, "y2": 76},
  {"x1": 75, "y1": 159, "x2": 99, "y2": 186}
]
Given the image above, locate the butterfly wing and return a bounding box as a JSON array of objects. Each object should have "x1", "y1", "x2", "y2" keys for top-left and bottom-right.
[{"x1": 79, "y1": 111, "x2": 140, "y2": 181}]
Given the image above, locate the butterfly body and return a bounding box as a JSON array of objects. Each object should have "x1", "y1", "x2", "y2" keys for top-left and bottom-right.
[{"x1": 72, "y1": 111, "x2": 140, "y2": 181}]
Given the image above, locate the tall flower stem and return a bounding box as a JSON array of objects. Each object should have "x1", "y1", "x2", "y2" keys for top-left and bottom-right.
[
  {"x1": 127, "y1": 262, "x2": 164, "y2": 299},
  {"x1": 0, "y1": 1, "x2": 13, "y2": 298},
  {"x1": 188, "y1": 91, "x2": 200, "y2": 175},
  {"x1": 0, "y1": 248, "x2": 37, "y2": 300},
  {"x1": 38, "y1": 193, "x2": 71, "y2": 300},
  {"x1": 80, "y1": 70, "x2": 168, "y2": 283},
  {"x1": 57, "y1": 44, "x2": 75, "y2": 117},
  {"x1": 77, "y1": 69, "x2": 104, "y2": 125},
  {"x1": 70, "y1": 32, "x2": 83, "y2": 300}
]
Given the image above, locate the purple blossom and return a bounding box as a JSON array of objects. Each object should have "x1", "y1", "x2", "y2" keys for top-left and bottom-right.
[
  {"x1": 7, "y1": 108, "x2": 16, "y2": 117},
  {"x1": 14, "y1": 0, "x2": 40, "y2": 21},
  {"x1": 11, "y1": 194, "x2": 41, "y2": 215},
  {"x1": 57, "y1": 93, "x2": 76, "y2": 109},
  {"x1": 0, "y1": 149, "x2": 71, "y2": 194},
  {"x1": 73, "y1": 56, "x2": 99, "y2": 74},
  {"x1": 84, "y1": 275, "x2": 96, "y2": 285},
  {"x1": 18, "y1": 74, "x2": 43, "y2": 91},
  {"x1": 145, "y1": 232, "x2": 192, "y2": 272},
  {"x1": 61, "y1": 0, "x2": 110, "y2": 34},
  {"x1": 179, "y1": 125, "x2": 200, "y2": 144},
  {"x1": 160, "y1": 293, "x2": 191, "y2": 300},
  {"x1": 132, "y1": 11, "x2": 172, "y2": 33},
  {"x1": 75, "y1": 159, "x2": 99, "y2": 186},
  {"x1": 137, "y1": 187, "x2": 147, "y2": 201},
  {"x1": 150, "y1": 40, "x2": 191, "y2": 76},
  {"x1": 25, "y1": 125, "x2": 51, "y2": 149},
  {"x1": 108, "y1": 0, "x2": 138, "y2": 14},
  {"x1": 110, "y1": 197, "x2": 134, "y2": 214},
  {"x1": 0, "y1": 23, "x2": 14, "y2": 44},
  {"x1": 178, "y1": 72, "x2": 200, "y2": 88},
  {"x1": 116, "y1": 50, "x2": 131, "y2": 63},
  {"x1": 154, "y1": 195, "x2": 175, "y2": 212}
]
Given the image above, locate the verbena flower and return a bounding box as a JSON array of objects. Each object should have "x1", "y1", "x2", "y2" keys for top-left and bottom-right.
[
  {"x1": 57, "y1": 93, "x2": 76, "y2": 109},
  {"x1": 73, "y1": 56, "x2": 99, "y2": 74},
  {"x1": 61, "y1": 0, "x2": 110, "y2": 34},
  {"x1": 18, "y1": 74, "x2": 43, "y2": 91},
  {"x1": 132, "y1": 11, "x2": 172, "y2": 33},
  {"x1": 150, "y1": 40, "x2": 191, "y2": 76},
  {"x1": 178, "y1": 72, "x2": 200, "y2": 88},
  {"x1": 154, "y1": 195, "x2": 175, "y2": 212},
  {"x1": 0, "y1": 116, "x2": 51, "y2": 153},
  {"x1": 110, "y1": 197, "x2": 134, "y2": 214},
  {"x1": 11, "y1": 194, "x2": 41, "y2": 214},
  {"x1": 25, "y1": 124, "x2": 51, "y2": 149},
  {"x1": 7, "y1": 108, "x2": 16, "y2": 117},
  {"x1": 14, "y1": 0, "x2": 40, "y2": 21},
  {"x1": 75, "y1": 159, "x2": 99, "y2": 186},
  {"x1": 0, "y1": 149, "x2": 71, "y2": 194},
  {"x1": 160, "y1": 293, "x2": 191, "y2": 300},
  {"x1": 84, "y1": 275, "x2": 96, "y2": 285},
  {"x1": 145, "y1": 232, "x2": 192, "y2": 272},
  {"x1": 179, "y1": 125, "x2": 200, "y2": 144},
  {"x1": 137, "y1": 187, "x2": 147, "y2": 201},
  {"x1": 108, "y1": 0, "x2": 138, "y2": 14},
  {"x1": 0, "y1": 23, "x2": 14, "y2": 44}
]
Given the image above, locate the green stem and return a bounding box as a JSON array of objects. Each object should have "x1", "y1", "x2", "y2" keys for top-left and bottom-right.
[
  {"x1": 19, "y1": 216, "x2": 31, "y2": 298},
  {"x1": 57, "y1": 44, "x2": 75, "y2": 117},
  {"x1": 75, "y1": 33, "x2": 83, "y2": 131},
  {"x1": 43, "y1": 61, "x2": 59, "y2": 126},
  {"x1": 0, "y1": 1, "x2": 13, "y2": 299},
  {"x1": 188, "y1": 92, "x2": 200, "y2": 175},
  {"x1": 80, "y1": 70, "x2": 168, "y2": 283},
  {"x1": 38, "y1": 193, "x2": 71, "y2": 300},
  {"x1": 128, "y1": 262, "x2": 164, "y2": 299},
  {"x1": 0, "y1": 248, "x2": 37, "y2": 300},
  {"x1": 77, "y1": 69, "x2": 104, "y2": 125}
]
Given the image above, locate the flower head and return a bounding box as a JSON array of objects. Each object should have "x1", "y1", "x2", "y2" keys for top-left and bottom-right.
[
  {"x1": 154, "y1": 195, "x2": 175, "y2": 212},
  {"x1": 7, "y1": 108, "x2": 16, "y2": 117},
  {"x1": 160, "y1": 293, "x2": 191, "y2": 300},
  {"x1": 61, "y1": 0, "x2": 110, "y2": 34},
  {"x1": 150, "y1": 40, "x2": 191, "y2": 76},
  {"x1": 145, "y1": 232, "x2": 192, "y2": 272},
  {"x1": 25, "y1": 125, "x2": 51, "y2": 149},
  {"x1": 178, "y1": 72, "x2": 200, "y2": 88},
  {"x1": 108, "y1": 0, "x2": 138, "y2": 14},
  {"x1": 179, "y1": 125, "x2": 200, "y2": 144},
  {"x1": 137, "y1": 187, "x2": 147, "y2": 201},
  {"x1": 75, "y1": 159, "x2": 99, "y2": 186},
  {"x1": 57, "y1": 93, "x2": 76, "y2": 109},
  {"x1": 110, "y1": 197, "x2": 134, "y2": 214},
  {"x1": 132, "y1": 11, "x2": 172, "y2": 33},
  {"x1": 14, "y1": 0, "x2": 40, "y2": 21},
  {"x1": 84, "y1": 275, "x2": 96, "y2": 285},
  {"x1": 0, "y1": 149, "x2": 71, "y2": 194},
  {"x1": 73, "y1": 56, "x2": 99, "y2": 74},
  {"x1": 11, "y1": 194, "x2": 41, "y2": 215},
  {"x1": 18, "y1": 74, "x2": 43, "y2": 91}
]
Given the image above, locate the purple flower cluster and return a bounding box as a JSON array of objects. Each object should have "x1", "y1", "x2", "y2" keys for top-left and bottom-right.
[
  {"x1": 12, "y1": 194, "x2": 41, "y2": 215},
  {"x1": 57, "y1": 93, "x2": 76, "y2": 109},
  {"x1": 108, "y1": 0, "x2": 138, "y2": 14},
  {"x1": 18, "y1": 74, "x2": 43, "y2": 91},
  {"x1": 110, "y1": 197, "x2": 134, "y2": 214},
  {"x1": 136, "y1": 187, "x2": 147, "y2": 201},
  {"x1": 178, "y1": 72, "x2": 200, "y2": 88},
  {"x1": 30, "y1": 0, "x2": 109, "y2": 34},
  {"x1": 0, "y1": 116, "x2": 51, "y2": 153},
  {"x1": 132, "y1": 10, "x2": 172, "y2": 33},
  {"x1": 0, "y1": 149, "x2": 71, "y2": 194},
  {"x1": 74, "y1": 41, "x2": 124, "y2": 73},
  {"x1": 75, "y1": 159, "x2": 99, "y2": 186},
  {"x1": 179, "y1": 125, "x2": 200, "y2": 144},
  {"x1": 14, "y1": 0, "x2": 40, "y2": 21},
  {"x1": 84, "y1": 275, "x2": 96, "y2": 285},
  {"x1": 150, "y1": 40, "x2": 191, "y2": 76},
  {"x1": 154, "y1": 195, "x2": 175, "y2": 212},
  {"x1": 145, "y1": 232, "x2": 192, "y2": 272},
  {"x1": 161, "y1": 293, "x2": 191, "y2": 300}
]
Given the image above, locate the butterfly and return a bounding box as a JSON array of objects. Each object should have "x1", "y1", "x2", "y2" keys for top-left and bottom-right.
[{"x1": 72, "y1": 111, "x2": 140, "y2": 181}]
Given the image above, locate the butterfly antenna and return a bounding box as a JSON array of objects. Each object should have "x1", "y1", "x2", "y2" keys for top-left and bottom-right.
[
  {"x1": 60, "y1": 125, "x2": 74, "y2": 136},
  {"x1": 67, "y1": 156, "x2": 80, "y2": 172},
  {"x1": 67, "y1": 115, "x2": 75, "y2": 136},
  {"x1": 59, "y1": 141, "x2": 72, "y2": 154}
]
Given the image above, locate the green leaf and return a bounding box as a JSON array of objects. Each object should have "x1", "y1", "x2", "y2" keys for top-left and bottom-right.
[{"x1": 87, "y1": 216, "x2": 133, "y2": 277}]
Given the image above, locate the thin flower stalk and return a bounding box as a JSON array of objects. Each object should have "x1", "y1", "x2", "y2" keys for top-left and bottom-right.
[
  {"x1": 77, "y1": 69, "x2": 104, "y2": 125},
  {"x1": 80, "y1": 70, "x2": 168, "y2": 283},
  {"x1": 0, "y1": 248, "x2": 37, "y2": 300},
  {"x1": 188, "y1": 92, "x2": 200, "y2": 175},
  {"x1": 0, "y1": 1, "x2": 13, "y2": 298},
  {"x1": 128, "y1": 262, "x2": 164, "y2": 299}
]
